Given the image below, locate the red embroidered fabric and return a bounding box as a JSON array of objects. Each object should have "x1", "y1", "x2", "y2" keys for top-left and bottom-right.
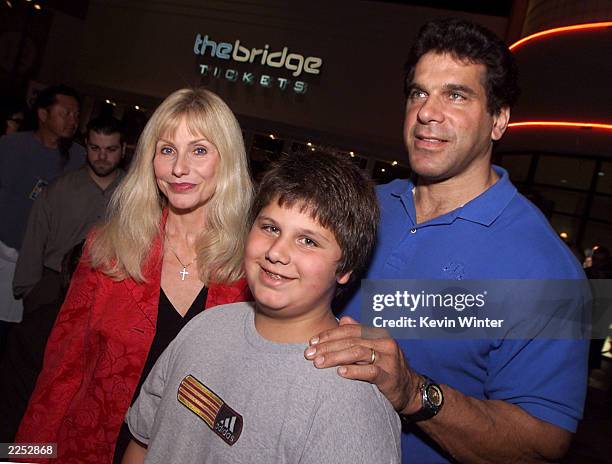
[{"x1": 14, "y1": 231, "x2": 250, "y2": 463}]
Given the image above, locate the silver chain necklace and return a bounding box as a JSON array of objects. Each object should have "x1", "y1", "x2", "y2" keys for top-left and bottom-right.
[{"x1": 165, "y1": 241, "x2": 195, "y2": 281}]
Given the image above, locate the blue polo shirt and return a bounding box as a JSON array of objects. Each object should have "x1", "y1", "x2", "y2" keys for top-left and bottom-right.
[{"x1": 340, "y1": 166, "x2": 588, "y2": 463}]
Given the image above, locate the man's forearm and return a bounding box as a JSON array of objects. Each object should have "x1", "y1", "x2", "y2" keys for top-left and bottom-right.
[
  {"x1": 12, "y1": 199, "x2": 48, "y2": 298},
  {"x1": 405, "y1": 384, "x2": 572, "y2": 463}
]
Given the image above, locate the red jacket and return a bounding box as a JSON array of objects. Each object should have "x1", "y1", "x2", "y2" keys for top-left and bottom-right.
[{"x1": 15, "y1": 231, "x2": 250, "y2": 463}]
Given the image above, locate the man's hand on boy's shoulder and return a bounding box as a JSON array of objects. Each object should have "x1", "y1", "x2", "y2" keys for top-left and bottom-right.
[
  {"x1": 304, "y1": 316, "x2": 422, "y2": 415},
  {"x1": 304, "y1": 317, "x2": 574, "y2": 463}
]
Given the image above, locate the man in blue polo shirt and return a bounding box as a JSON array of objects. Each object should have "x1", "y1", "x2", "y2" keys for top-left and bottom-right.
[{"x1": 305, "y1": 18, "x2": 588, "y2": 463}]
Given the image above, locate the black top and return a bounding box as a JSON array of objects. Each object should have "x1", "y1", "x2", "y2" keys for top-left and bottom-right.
[
  {"x1": 135, "y1": 286, "x2": 208, "y2": 398},
  {"x1": 113, "y1": 285, "x2": 208, "y2": 463}
]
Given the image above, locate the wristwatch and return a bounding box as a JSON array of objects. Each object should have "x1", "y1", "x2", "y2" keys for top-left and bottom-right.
[{"x1": 401, "y1": 375, "x2": 444, "y2": 423}]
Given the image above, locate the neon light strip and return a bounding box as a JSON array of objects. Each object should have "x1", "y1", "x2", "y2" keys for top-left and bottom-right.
[
  {"x1": 508, "y1": 121, "x2": 612, "y2": 130},
  {"x1": 509, "y1": 24, "x2": 612, "y2": 130},
  {"x1": 509, "y1": 22, "x2": 612, "y2": 51}
]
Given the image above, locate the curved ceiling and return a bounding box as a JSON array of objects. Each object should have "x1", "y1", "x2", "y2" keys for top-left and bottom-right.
[{"x1": 499, "y1": 23, "x2": 612, "y2": 157}]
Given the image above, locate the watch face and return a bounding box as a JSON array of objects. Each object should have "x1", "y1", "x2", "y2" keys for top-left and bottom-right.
[{"x1": 426, "y1": 385, "x2": 443, "y2": 407}]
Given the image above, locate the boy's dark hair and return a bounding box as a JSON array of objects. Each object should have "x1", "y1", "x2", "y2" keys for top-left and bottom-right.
[
  {"x1": 251, "y1": 151, "x2": 379, "y2": 284},
  {"x1": 86, "y1": 115, "x2": 124, "y2": 142},
  {"x1": 33, "y1": 84, "x2": 81, "y2": 113},
  {"x1": 404, "y1": 18, "x2": 520, "y2": 115}
]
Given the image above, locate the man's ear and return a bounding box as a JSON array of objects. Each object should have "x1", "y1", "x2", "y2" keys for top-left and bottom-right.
[
  {"x1": 337, "y1": 270, "x2": 352, "y2": 285},
  {"x1": 121, "y1": 142, "x2": 127, "y2": 158},
  {"x1": 37, "y1": 107, "x2": 49, "y2": 125},
  {"x1": 491, "y1": 106, "x2": 510, "y2": 141}
]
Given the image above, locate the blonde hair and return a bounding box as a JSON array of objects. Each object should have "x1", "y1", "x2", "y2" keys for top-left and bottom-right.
[{"x1": 89, "y1": 88, "x2": 253, "y2": 285}]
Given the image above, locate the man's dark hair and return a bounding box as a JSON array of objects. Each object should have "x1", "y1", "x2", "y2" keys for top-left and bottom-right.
[
  {"x1": 32, "y1": 85, "x2": 81, "y2": 164},
  {"x1": 86, "y1": 115, "x2": 124, "y2": 142},
  {"x1": 250, "y1": 151, "x2": 379, "y2": 284},
  {"x1": 33, "y1": 84, "x2": 81, "y2": 112},
  {"x1": 404, "y1": 18, "x2": 520, "y2": 115}
]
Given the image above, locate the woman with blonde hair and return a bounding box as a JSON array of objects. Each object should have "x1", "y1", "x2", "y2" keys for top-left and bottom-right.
[{"x1": 16, "y1": 88, "x2": 253, "y2": 463}]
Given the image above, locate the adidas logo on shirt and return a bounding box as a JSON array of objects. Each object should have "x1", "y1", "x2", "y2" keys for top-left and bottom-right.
[
  {"x1": 218, "y1": 415, "x2": 238, "y2": 433},
  {"x1": 178, "y1": 374, "x2": 244, "y2": 446}
]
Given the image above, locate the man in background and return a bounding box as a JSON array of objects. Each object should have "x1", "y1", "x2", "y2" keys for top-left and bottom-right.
[
  {"x1": 0, "y1": 85, "x2": 85, "y2": 340},
  {"x1": 14, "y1": 115, "x2": 125, "y2": 312},
  {"x1": 0, "y1": 85, "x2": 85, "y2": 252}
]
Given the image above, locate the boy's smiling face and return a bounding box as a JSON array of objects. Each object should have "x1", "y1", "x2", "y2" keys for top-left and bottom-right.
[{"x1": 245, "y1": 200, "x2": 351, "y2": 321}]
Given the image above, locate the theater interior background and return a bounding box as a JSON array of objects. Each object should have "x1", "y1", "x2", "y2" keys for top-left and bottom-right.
[{"x1": 1, "y1": 1, "x2": 611, "y2": 461}]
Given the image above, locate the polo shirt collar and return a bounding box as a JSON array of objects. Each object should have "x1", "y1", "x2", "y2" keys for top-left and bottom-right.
[
  {"x1": 457, "y1": 166, "x2": 516, "y2": 226},
  {"x1": 391, "y1": 165, "x2": 517, "y2": 227},
  {"x1": 391, "y1": 178, "x2": 417, "y2": 225}
]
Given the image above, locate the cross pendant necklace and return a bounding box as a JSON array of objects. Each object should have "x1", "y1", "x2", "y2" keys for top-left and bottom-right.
[{"x1": 166, "y1": 241, "x2": 195, "y2": 281}]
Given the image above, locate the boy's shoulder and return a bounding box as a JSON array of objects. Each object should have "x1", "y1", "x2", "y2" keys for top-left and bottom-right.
[
  {"x1": 309, "y1": 361, "x2": 390, "y2": 405},
  {"x1": 301, "y1": 359, "x2": 401, "y2": 460}
]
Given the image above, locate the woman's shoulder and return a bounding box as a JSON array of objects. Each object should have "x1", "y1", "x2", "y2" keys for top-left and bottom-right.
[{"x1": 207, "y1": 278, "x2": 252, "y2": 307}]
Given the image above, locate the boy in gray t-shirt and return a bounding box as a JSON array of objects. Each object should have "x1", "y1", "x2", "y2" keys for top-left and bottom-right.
[{"x1": 123, "y1": 151, "x2": 401, "y2": 463}]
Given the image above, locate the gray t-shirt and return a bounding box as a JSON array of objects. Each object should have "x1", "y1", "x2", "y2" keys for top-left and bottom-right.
[
  {"x1": 0, "y1": 131, "x2": 85, "y2": 249},
  {"x1": 128, "y1": 302, "x2": 401, "y2": 463}
]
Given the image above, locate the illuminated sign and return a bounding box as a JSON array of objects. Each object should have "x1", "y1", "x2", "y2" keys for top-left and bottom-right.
[{"x1": 193, "y1": 33, "x2": 323, "y2": 94}]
